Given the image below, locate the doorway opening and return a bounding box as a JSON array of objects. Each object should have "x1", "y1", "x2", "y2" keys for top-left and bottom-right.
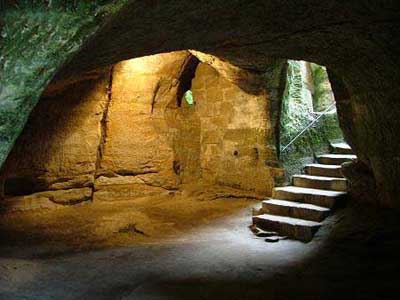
[{"x1": 279, "y1": 60, "x2": 344, "y2": 181}]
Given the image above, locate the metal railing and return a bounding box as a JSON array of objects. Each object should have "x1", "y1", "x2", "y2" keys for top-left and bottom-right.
[{"x1": 280, "y1": 102, "x2": 336, "y2": 153}]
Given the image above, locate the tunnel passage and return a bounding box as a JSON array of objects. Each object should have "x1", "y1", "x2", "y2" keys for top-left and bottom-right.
[{"x1": 0, "y1": 51, "x2": 284, "y2": 211}]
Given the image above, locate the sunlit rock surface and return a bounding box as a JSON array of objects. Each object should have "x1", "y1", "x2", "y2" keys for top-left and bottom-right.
[{"x1": 0, "y1": 51, "x2": 283, "y2": 209}]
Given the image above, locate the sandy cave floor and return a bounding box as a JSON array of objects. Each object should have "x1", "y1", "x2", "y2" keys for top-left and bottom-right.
[{"x1": 0, "y1": 193, "x2": 399, "y2": 300}]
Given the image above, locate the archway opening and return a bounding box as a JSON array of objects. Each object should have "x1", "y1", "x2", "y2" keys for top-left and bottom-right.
[
  {"x1": 0, "y1": 50, "x2": 286, "y2": 250},
  {"x1": 279, "y1": 60, "x2": 345, "y2": 181}
]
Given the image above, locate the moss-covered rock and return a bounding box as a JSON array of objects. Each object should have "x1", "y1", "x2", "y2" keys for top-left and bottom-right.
[
  {"x1": 279, "y1": 60, "x2": 343, "y2": 180},
  {"x1": 280, "y1": 60, "x2": 314, "y2": 147},
  {"x1": 310, "y1": 63, "x2": 335, "y2": 112}
]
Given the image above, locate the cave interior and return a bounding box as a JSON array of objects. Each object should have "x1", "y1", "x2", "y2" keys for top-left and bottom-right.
[{"x1": 1, "y1": 1, "x2": 400, "y2": 299}]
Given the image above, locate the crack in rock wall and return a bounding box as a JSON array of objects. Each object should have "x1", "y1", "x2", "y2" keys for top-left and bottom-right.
[{"x1": 0, "y1": 51, "x2": 283, "y2": 211}]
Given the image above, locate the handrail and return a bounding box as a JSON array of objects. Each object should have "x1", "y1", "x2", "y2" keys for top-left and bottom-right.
[{"x1": 281, "y1": 102, "x2": 336, "y2": 153}]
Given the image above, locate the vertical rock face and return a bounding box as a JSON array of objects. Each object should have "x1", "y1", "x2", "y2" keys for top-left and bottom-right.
[
  {"x1": 191, "y1": 63, "x2": 282, "y2": 192},
  {"x1": 1, "y1": 69, "x2": 110, "y2": 198},
  {"x1": 94, "y1": 52, "x2": 191, "y2": 201},
  {"x1": 310, "y1": 63, "x2": 335, "y2": 112},
  {"x1": 0, "y1": 51, "x2": 283, "y2": 210},
  {"x1": 167, "y1": 89, "x2": 202, "y2": 185},
  {"x1": 328, "y1": 71, "x2": 396, "y2": 208}
]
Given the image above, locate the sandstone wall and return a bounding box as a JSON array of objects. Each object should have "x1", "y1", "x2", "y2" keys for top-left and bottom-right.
[
  {"x1": 166, "y1": 96, "x2": 202, "y2": 185},
  {"x1": 94, "y1": 52, "x2": 192, "y2": 201},
  {"x1": 0, "y1": 70, "x2": 110, "y2": 209},
  {"x1": 0, "y1": 52, "x2": 282, "y2": 211},
  {"x1": 190, "y1": 63, "x2": 282, "y2": 193}
]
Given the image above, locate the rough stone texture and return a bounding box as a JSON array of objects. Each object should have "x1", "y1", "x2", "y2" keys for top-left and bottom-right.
[
  {"x1": 0, "y1": 71, "x2": 110, "y2": 196},
  {"x1": 169, "y1": 97, "x2": 202, "y2": 185},
  {"x1": 2, "y1": 187, "x2": 92, "y2": 213},
  {"x1": 293, "y1": 175, "x2": 348, "y2": 192},
  {"x1": 341, "y1": 160, "x2": 378, "y2": 206},
  {"x1": 261, "y1": 199, "x2": 330, "y2": 222},
  {"x1": 330, "y1": 142, "x2": 353, "y2": 155},
  {"x1": 310, "y1": 63, "x2": 335, "y2": 112},
  {"x1": 0, "y1": 52, "x2": 197, "y2": 205},
  {"x1": 317, "y1": 154, "x2": 357, "y2": 165},
  {"x1": 253, "y1": 214, "x2": 322, "y2": 242},
  {"x1": 0, "y1": 5, "x2": 115, "y2": 169},
  {"x1": 2, "y1": 1, "x2": 400, "y2": 208},
  {"x1": 328, "y1": 71, "x2": 398, "y2": 208},
  {"x1": 94, "y1": 52, "x2": 191, "y2": 200},
  {"x1": 304, "y1": 164, "x2": 343, "y2": 178},
  {"x1": 191, "y1": 63, "x2": 283, "y2": 193},
  {"x1": 273, "y1": 186, "x2": 346, "y2": 209},
  {"x1": 189, "y1": 51, "x2": 267, "y2": 95},
  {"x1": 0, "y1": 51, "x2": 282, "y2": 207}
]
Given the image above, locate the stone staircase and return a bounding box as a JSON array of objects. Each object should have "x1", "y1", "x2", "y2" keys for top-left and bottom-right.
[{"x1": 253, "y1": 142, "x2": 357, "y2": 242}]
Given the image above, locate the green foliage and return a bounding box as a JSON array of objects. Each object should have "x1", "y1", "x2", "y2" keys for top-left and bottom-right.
[
  {"x1": 280, "y1": 60, "x2": 314, "y2": 147},
  {"x1": 310, "y1": 63, "x2": 335, "y2": 111},
  {"x1": 279, "y1": 60, "x2": 343, "y2": 180},
  {"x1": 184, "y1": 90, "x2": 194, "y2": 105}
]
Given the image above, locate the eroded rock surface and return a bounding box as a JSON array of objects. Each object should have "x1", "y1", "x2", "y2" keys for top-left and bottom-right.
[
  {"x1": 190, "y1": 62, "x2": 282, "y2": 192},
  {"x1": 1, "y1": 70, "x2": 110, "y2": 196},
  {"x1": 0, "y1": 51, "x2": 283, "y2": 210}
]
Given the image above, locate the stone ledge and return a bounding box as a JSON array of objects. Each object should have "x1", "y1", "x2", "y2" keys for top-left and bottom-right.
[{"x1": 1, "y1": 187, "x2": 92, "y2": 213}]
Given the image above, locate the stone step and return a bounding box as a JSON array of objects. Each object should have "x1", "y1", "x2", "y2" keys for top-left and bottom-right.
[
  {"x1": 304, "y1": 163, "x2": 343, "y2": 178},
  {"x1": 262, "y1": 199, "x2": 330, "y2": 222},
  {"x1": 272, "y1": 186, "x2": 346, "y2": 208},
  {"x1": 330, "y1": 142, "x2": 354, "y2": 155},
  {"x1": 317, "y1": 154, "x2": 357, "y2": 165},
  {"x1": 253, "y1": 214, "x2": 322, "y2": 242},
  {"x1": 293, "y1": 174, "x2": 348, "y2": 192}
]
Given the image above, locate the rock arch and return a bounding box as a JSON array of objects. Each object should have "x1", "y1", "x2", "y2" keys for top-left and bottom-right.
[{"x1": 1, "y1": 1, "x2": 400, "y2": 207}]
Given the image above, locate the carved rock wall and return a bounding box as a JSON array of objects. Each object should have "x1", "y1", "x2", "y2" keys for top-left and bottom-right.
[
  {"x1": 0, "y1": 52, "x2": 282, "y2": 210},
  {"x1": 94, "y1": 51, "x2": 194, "y2": 201},
  {"x1": 191, "y1": 63, "x2": 282, "y2": 192},
  {"x1": 0, "y1": 70, "x2": 110, "y2": 206}
]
